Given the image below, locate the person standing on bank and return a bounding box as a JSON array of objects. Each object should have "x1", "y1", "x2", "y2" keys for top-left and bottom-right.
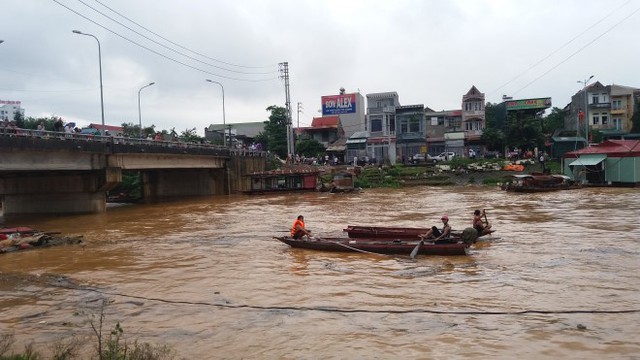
[
  {"x1": 420, "y1": 215, "x2": 451, "y2": 241},
  {"x1": 291, "y1": 215, "x2": 312, "y2": 239},
  {"x1": 539, "y1": 152, "x2": 546, "y2": 173}
]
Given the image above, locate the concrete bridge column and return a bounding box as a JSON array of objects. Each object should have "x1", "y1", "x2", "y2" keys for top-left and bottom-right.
[
  {"x1": 141, "y1": 169, "x2": 226, "y2": 200},
  {"x1": 0, "y1": 168, "x2": 120, "y2": 215}
]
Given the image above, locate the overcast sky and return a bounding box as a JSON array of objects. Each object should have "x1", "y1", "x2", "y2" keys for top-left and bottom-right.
[{"x1": 2, "y1": 0, "x2": 639, "y2": 135}]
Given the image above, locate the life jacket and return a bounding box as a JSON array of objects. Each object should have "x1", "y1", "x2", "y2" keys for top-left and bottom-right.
[{"x1": 291, "y1": 219, "x2": 305, "y2": 237}]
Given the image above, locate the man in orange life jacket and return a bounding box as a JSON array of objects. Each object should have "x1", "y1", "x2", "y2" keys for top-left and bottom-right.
[{"x1": 291, "y1": 215, "x2": 312, "y2": 239}]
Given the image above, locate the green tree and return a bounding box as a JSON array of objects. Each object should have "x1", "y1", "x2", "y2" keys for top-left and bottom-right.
[
  {"x1": 296, "y1": 138, "x2": 326, "y2": 158},
  {"x1": 255, "y1": 105, "x2": 288, "y2": 158},
  {"x1": 481, "y1": 103, "x2": 505, "y2": 150},
  {"x1": 120, "y1": 122, "x2": 139, "y2": 137},
  {"x1": 505, "y1": 115, "x2": 545, "y2": 150},
  {"x1": 543, "y1": 107, "x2": 565, "y2": 134},
  {"x1": 13, "y1": 111, "x2": 24, "y2": 128},
  {"x1": 180, "y1": 127, "x2": 203, "y2": 143},
  {"x1": 20, "y1": 116, "x2": 59, "y2": 131}
]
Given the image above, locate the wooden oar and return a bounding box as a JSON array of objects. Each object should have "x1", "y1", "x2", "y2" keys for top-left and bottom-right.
[
  {"x1": 410, "y1": 239, "x2": 424, "y2": 259},
  {"x1": 482, "y1": 209, "x2": 490, "y2": 228}
]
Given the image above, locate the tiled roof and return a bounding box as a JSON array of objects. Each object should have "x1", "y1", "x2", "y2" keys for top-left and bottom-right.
[
  {"x1": 311, "y1": 116, "x2": 340, "y2": 128},
  {"x1": 564, "y1": 140, "x2": 640, "y2": 157}
]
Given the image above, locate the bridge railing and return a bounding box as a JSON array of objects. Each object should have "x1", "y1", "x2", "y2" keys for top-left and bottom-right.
[{"x1": 0, "y1": 128, "x2": 269, "y2": 157}]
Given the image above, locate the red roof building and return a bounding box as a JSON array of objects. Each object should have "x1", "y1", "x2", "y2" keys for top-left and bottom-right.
[{"x1": 563, "y1": 140, "x2": 640, "y2": 185}]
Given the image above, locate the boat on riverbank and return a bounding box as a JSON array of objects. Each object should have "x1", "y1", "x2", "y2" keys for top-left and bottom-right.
[
  {"x1": 0, "y1": 227, "x2": 82, "y2": 254},
  {"x1": 501, "y1": 173, "x2": 581, "y2": 193},
  {"x1": 274, "y1": 236, "x2": 470, "y2": 256}
]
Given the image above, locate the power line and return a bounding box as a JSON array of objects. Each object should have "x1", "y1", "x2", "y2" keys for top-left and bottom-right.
[
  {"x1": 52, "y1": 0, "x2": 279, "y2": 82},
  {"x1": 490, "y1": 0, "x2": 633, "y2": 97},
  {"x1": 511, "y1": 5, "x2": 640, "y2": 97},
  {"x1": 90, "y1": 0, "x2": 278, "y2": 70},
  {"x1": 73, "y1": 0, "x2": 278, "y2": 75}
]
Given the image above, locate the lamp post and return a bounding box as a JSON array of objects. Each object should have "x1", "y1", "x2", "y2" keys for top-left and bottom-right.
[
  {"x1": 577, "y1": 75, "x2": 594, "y2": 143},
  {"x1": 137, "y1": 82, "x2": 155, "y2": 138},
  {"x1": 205, "y1": 79, "x2": 226, "y2": 147},
  {"x1": 72, "y1": 30, "x2": 105, "y2": 132}
]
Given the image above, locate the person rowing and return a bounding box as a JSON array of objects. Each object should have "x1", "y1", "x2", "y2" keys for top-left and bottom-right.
[
  {"x1": 419, "y1": 215, "x2": 451, "y2": 242},
  {"x1": 473, "y1": 209, "x2": 492, "y2": 236},
  {"x1": 291, "y1": 215, "x2": 313, "y2": 239}
]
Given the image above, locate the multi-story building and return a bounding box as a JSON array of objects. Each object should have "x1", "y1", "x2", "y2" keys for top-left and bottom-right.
[
  {"x1": 568, "y1": 81, "x2": 639, "y2": 140},
  {"x1": 395, "y1": 104, "x2": 426, "y2": 162},
  {"x1": 424, "y1": 109, "x2": 463, "y2": 156},
  {"x1": 425, "y1": 86, "x2": 485, "y2": 157},
  {"x1": 461, "y1": 86, "x2": 485, "y2": 146},
  {"x1": 0, "y1": 100, "x2": 24, "y2": 121},
  {"x1": 365, "y1": 91, "x2": 400, "y2": 164}
]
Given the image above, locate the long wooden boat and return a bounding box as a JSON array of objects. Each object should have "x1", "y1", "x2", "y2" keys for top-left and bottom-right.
[
  {"x1": 343, "y1": 225, "x2": 493, "y2": 241},
  {"x1": 275, "y1": 236, "x2": 469, "y2": 256},
  {"x1": 501, "y1": 174, "x2": 582, "y2": 193}
]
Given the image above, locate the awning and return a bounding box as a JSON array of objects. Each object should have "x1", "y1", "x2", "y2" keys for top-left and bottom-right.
[{"x1": 568, "y1": 154, "x2": 607, "y2": 166}]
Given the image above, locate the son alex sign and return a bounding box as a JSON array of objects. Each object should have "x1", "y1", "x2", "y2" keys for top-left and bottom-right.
[{"x1": 321, "y1": 93, "x2": 356, "y2": 115}]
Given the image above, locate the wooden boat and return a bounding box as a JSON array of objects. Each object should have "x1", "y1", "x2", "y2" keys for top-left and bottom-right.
[
  {"x1": 501, "y1": 173, "x2": 582, "y2": 193},
  {"x1": 343, "y1": 225, "x2": 493, "y2": 241},
  {"x1": 275, "y1": 236, "x2": 469, "y2": 256}
]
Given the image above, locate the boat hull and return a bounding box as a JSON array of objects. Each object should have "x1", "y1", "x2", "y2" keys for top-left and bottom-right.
[
  {"x1": 275, "y1": 236, "x2": 469, "y2": 256},
  {"x1": 343, "y1": 225, "x2": 494, "y2": 240}
]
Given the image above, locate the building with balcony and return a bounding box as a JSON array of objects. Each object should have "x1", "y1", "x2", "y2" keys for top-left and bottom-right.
[
  {"x1": 461, "y1": 86, "x2": 485, "y2": 144},
  {"x1": 567, "y1": 81, "x2": 640, "y2": 140},
  {"x1": 365, "y1": 91, "x2": 400, "y2": 164},
  {"x1": 424, "y1": 109, "x2": 462, "y2": 157},
  {"x1": 395, "y1": 104, "x2": 426, "y2": 162}
]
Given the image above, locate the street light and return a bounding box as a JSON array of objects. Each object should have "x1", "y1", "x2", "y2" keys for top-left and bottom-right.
[
  {"x1": 577, "y1": 75, "x2": 594, "y2": 143},
  {"x1": 72, "y1": 30, "x2": 105, "y2": 132},
  {"x1": 138, "y1": 82, "x2": 155, "y2": 138},
  {"x1": 205, "y1": 79, "x2": 226, "y2": 147}
]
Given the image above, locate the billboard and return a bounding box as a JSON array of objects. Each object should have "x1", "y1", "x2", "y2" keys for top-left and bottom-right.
[
  {"x1": 321, "y1": 93, "x2": 356, "y2": 115},
  {"x1": 505, "y1": 98, "x2": 551, "y2": 111}
]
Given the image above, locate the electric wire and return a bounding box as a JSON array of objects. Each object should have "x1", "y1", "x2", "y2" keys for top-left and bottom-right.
[
  {"x1": 52, "y1": 0, "x2": 279, "y2": 82},
  {"x1": 90, "y1": 0, "x2": 278, "y2": 70},
  {"x1": 73, "y1": 0, "x2": 278, "y2": 75},
  {"x1": 510, "y1": 5, "x2": 640, "y2": 97},
  {"x1": 490, "y1": 0, "x2": 633, "y2": 97}
]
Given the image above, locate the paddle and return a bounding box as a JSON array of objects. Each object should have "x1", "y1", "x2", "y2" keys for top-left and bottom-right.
[
  {"x1": 410, "y1": 238, "x2": 424, "y2": 259},
  {"x1": 482, "y1": 209, "x2": 490, "y2": 228}
]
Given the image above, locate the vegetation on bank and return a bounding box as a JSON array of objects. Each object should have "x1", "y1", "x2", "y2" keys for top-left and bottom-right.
[
  {"x1": 0, "y1": 299, "x2": 178, "y2": 360},
  {"x1": 352, "y1": 158, "x2": 561, "y2": 189}
]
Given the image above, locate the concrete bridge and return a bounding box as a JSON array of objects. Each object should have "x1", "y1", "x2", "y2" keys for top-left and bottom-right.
[{"x1": 0, "y1": 130, "x2": 267, "y2": 215}]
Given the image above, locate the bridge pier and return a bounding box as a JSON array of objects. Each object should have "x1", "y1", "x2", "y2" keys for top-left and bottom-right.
[
  {"x1": 141, "y1": 169, "x2": 226, "y2": 199},
  {"x1": 3, "y1": 192, "x2": 107, "y2": 214},
  {"x1": 0, "y1": 169, "x2": 118, "y2": 215}
]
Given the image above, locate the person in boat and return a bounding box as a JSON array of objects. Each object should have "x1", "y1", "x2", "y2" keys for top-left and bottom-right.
[
  {"x1": 291, "y1": 215, "x2": 312, "y2": 239},
  {"x1": 420, "y1": 215, "x2": 451, "y2": 241},
  {"x1": 473, "y1": 209, "x2": 492, "y2": 236}
]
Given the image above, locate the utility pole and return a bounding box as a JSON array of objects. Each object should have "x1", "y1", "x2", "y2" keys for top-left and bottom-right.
[
  {"x1": 577, "y1": 75, "x2": 594, "y2": 143},
  {"x1": 279, "y1": 62, "x2": 294, "y2": 157},
  {"x1": 297, "y1": 102, "x2": 304, "y2": 128}
]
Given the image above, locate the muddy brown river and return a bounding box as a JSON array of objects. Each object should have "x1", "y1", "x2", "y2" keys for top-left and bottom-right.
[{"x1": 0, "y1": 186, "x2": 638, "y2": 359}]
